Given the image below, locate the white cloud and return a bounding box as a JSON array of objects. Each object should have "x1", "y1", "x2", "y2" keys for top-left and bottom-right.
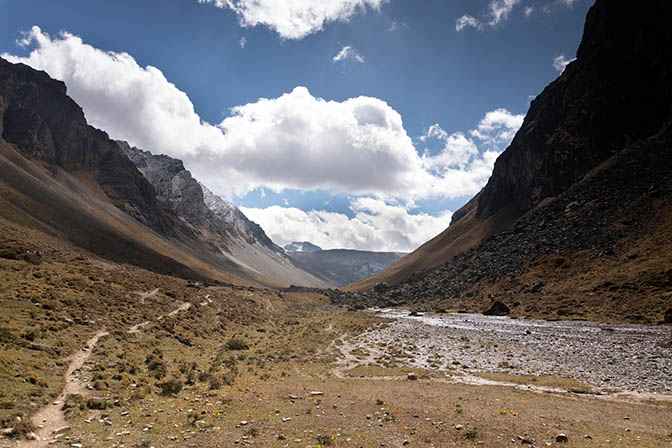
[
  {"x1": 469, "y1": 108, "x2": 525, "y2": 145},
  {"x1": 332, "y1": 45, "x2": 364, "y2": 63},
  {"x1": 198, "y1": 0, "x2": 387, "y2": 40},
  {"x1": 239, "y1": 36, "x2": 247, "y2": 48},
  {"x1": 2, "y1": 27, "x2": 523, "y2": 206},
  {"x1": 455, "y1": 15, "x2": 481, "y2": 32},
  {"x1": 487, "y1": 0, "x2": 521, "y2": 26},
  {"x1": 552, "y1": 54, "x2": 575, "y2": 72},
  {"x1": 241, "y1": 198, "x2": 453, "y2": 252},
  {"x1": 457, "y1": 0, "x2": 579, "y2": 31}
]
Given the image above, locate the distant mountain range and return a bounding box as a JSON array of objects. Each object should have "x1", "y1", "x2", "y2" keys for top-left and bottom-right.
[
  {"x1": 284, "y1": 241, "x2": 322, "y2": 253},
  {"x1": 285, "y1": 248, "x2": 406, "y2": 287}
]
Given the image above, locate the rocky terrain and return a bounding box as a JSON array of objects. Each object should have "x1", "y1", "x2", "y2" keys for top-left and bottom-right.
[
  {"x1": 352, "y1": 0, "x2": 672, "y2": 295},
  {"x1": 351, "y1": 310, "x2": 672, "y2": 394},
  {"x1": 121, "y1": 144, "x2": 329, "y2": 287},
  {"x1": 332, "y1": 128, "x2": 672, "y2": 323},
  {"x1": 287, "y1": 248, "x2": 406, "y2": 287},
  {"x1": 344, "y1": 0, "x2": 672, "y2": 324}
]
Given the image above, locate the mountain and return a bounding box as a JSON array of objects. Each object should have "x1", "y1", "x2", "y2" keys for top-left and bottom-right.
[
  {"x1": 120, "y1": 144, "x2": 332, "y2": 288},
  {"x1": 286, "y1": 249, "x2": 406, "y2": 287},
  {"x1": 342, "y1": 0, "x2": 672, "y2": 323},
  {"x1": 284, "y1": 241, "x2": 322, "y2": 253},
  {"x1": 0, "y1": 56, "x2": 309, "y2": 288}
]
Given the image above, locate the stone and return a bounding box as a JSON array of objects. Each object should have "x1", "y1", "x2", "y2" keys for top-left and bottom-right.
[
  {"x1": 664, "y1": 308, "x2": 672, "y2": 324},
  {"x1": 407, "y1": 373, "x2": 418, "y2": 381},
  {"x1": 483, "y1": 301, "x2": 510, "y2": 316},
  {"x1": 555, "y1": 433, "x2": 568, "y2": 443}
]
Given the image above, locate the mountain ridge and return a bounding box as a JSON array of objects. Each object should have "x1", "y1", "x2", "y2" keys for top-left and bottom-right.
[
  {"x1": 120, "y1": 143, "x2": 332, "y2": 288},
  {"x1": 349, "y1": 0, "x2": 672, "y2": 294},
  {"x1": 339, "y1": 0, "x2": 672, "y2": 323}
]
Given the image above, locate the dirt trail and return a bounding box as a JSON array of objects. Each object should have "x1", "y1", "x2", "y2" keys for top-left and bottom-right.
[
  {"x1": 134, "y1": 287, "x2": 160, "y2": 304},
  {"x1": 19, "y1": 330, "x2": 109, "y2": 448},
  {"x1": 11, "y1": 296, "x2": 194, "y2": 447}
]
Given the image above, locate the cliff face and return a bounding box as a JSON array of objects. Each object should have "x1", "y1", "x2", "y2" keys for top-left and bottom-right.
[
  {"x1": 0, "y1": 58, "x2": 186, "y2": 237},
  {"x1": 474, "y1": 0, "x2": 672, "y2": 220},
  {"x1": 345, "y1": 0, "x2": 672, "y2": 322},
  {"x1": 119, "y1": 142, "x2": 229, "y2": 240},
  {"x1": 120, "y1": 144, "x2": 331, "y2": 287}
]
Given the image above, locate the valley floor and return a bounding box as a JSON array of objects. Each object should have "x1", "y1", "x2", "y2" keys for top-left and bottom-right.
[{"x1": 0, "y1": 272, "x2": 672, "y2": 448}]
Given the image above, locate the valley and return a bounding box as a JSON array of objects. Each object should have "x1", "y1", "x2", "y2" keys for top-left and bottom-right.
[
  {"x1": 1, "y1": 0, "x2": 671, "y2": 446},
  {"x1": 0, "y1": 241, "x2": 670, "y2": 447}
]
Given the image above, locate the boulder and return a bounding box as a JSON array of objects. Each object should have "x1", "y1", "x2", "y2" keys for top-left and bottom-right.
[
  {"x1": 483, "y1": 301, "x2": 510, "y2": 316},
  {"x1": 373, "y1": 282, "x2": 390, "y2": 294},
  {"x1": 664, "y1": 308, "x2": 672, "y2": 324}
]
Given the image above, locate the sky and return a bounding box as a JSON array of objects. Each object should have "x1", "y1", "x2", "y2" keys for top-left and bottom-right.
[{"x1": 0, "y1": 0, "x2": 591, "y2": 252}]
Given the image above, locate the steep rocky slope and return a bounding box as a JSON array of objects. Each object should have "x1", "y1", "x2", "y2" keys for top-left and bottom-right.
[
  {"x1": 121, "y1": 144, "x2": 331, "y2": 288},
  {"x1": 341, "y1": 0, "x2": 672, "y2": 323},
  {"x1": 287, "y1": 249, "x2": 406, "y2": 287},
  {"x1": 0, "y1": 57, "x2": 283, "y2": 286}
]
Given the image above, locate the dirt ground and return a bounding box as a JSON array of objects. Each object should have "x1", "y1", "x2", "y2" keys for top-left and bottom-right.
[{"x1": 0, "y1": 228, "x2": 670, "y2": 447}]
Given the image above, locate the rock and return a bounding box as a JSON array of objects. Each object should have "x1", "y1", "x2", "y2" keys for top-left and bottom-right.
[
  {"x1": 407, "y1": 373, "x2": 418, "y2": 381},
  {"x1": 309, "y1": 391, "x2": 324, "y2": 396},
  {"x1": 455, "y1": 424, "x2": 463, "y2": 430},
  {"x1": 555, "y1": 433, "x2": 568, "y2": 443},
  {"x1": 373, "y1": 282, "x2": 390, "y2": 294},
  {"x1": 483, "y1": 301, "x2": 510, "y2": 316},
  {"x1": 664, "y1": 308, "x2": 672, "y2": 324}
]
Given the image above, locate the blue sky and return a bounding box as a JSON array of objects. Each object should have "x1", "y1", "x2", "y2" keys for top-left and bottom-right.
[{"x1": 0, "y1": 0, "x2": 592, "y2": 251}]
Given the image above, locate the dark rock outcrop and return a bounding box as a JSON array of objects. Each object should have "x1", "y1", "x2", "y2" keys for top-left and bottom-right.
[
  {"x1": 483, "y1": 301, "x2": 510, "y2": 317},
  {"x1": 0, "y1": 58, "x2": 188, "y2": 237},
  {"x1": 665, "y1": 308, "x2": 672, "y2": 325},
  {"x1": 332, "y1": 0, "x2": 672, "y2": 323},
  {"x1": 474, "y1": 0, "x2": 672, "y2": 221}
]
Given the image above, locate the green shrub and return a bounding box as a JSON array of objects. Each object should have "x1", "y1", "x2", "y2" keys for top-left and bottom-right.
[
  {"x1": 0, "y1": 328, "x2": 13, "y2": 344},
  {"x1": 224, "y1": 338, "x2": 249, "y2": 351},
  {"x1": 316, "y1": 434, "x2": 332, "y2": 445},
  {"x1": 157, "y1": 378, "x2": 183, "y2": 396}
]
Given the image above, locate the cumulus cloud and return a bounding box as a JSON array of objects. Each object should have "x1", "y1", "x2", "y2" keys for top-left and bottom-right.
[
  {"x1": 552, "y1": 54, "x2": 575, "y2": 72},
  {"x1": 469, "y1": 108, "x2": 525, "y2": 145},
  {"x1": 332, "y1": 45, "x2": 364, "y2": 63},
  {"x1": 3, "y1": 26, "x2": 523, "y2": 206},
  {"x1": 241, "y1": 198, "x2": 453, "y2": 252},
  {"x1": 197, "y1": 0, "x2": 387, "y2": 40}
]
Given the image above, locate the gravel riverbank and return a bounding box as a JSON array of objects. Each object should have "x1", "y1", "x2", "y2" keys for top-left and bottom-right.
[{"x1": 349, "y1": 310, "x2": 672, "y2": 394}]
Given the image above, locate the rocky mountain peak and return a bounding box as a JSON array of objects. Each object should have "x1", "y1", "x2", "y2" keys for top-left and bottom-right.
[
  {"x1": 284, "y1": 241, "x2": 322, "y2": 253},
  {"x1": 471, "y1": 0, "x2": 672, "y2": 222}
]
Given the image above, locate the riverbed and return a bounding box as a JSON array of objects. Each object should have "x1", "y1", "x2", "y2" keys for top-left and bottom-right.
[{"x1": 346, "y1": 309, "x2": 672, "y2": 394}]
